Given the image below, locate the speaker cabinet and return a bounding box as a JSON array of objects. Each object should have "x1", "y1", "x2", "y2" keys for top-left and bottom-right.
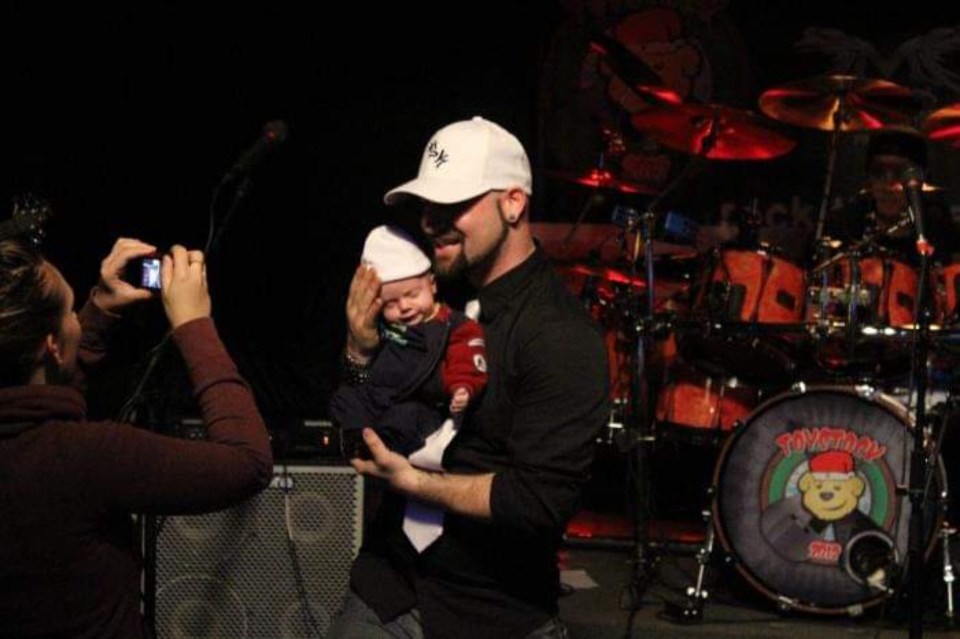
[{"x1": 155, "y1": 464, "x2": 363, "y2": 638}]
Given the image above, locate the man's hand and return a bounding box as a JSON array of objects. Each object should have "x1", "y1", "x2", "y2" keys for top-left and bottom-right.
[
  {"x1": 345, "y1": 264, "x2": 383, "y2": 361},
  {"x1": 350, "y1": 428, "x2": 422, "y2": 495},
  {"x1": 351, "y1": 428, "x2": 494, "y2": 519}
]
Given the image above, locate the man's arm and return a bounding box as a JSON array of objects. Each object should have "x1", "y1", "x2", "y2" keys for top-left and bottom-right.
[
  {"x1": 486, "y1": 318, "x2": 609, "y2": 536},
  {"x1": 352, "y1": 316, "x2": 609, "y2": 532},
  {"x1": 351, "y1": 428, "x2": 494, "y2": 519},
  {"x1": 77, "y1": 318, "x2": 273, "y2": 514}
]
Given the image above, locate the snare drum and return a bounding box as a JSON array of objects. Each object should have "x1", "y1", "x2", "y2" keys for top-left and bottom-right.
[
  {"x1": 678, "y1": 247, "x2": 806, "y2": 387},
  {"x1": 807, "y1": 254, "x2": 918, "y2": 375},
  {"x1": 809, "y1": 255, "x2": 918, "y2": 327},
  {"x1": 712, "y1": 386, "x2": 943, "y2": 614}
]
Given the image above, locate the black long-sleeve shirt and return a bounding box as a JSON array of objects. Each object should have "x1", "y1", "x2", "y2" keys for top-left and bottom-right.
[{"x1": 351, "y1": 248, "x2": 610, "y2": 638}]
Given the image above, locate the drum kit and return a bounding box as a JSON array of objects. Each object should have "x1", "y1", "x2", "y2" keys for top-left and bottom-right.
[{"x1": 549, "y1": 56, "x2": 960, "y2": 629}]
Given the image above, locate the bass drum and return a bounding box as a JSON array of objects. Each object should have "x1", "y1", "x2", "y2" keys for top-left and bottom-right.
[{"x1": 712, "y1": 386, "x2": 943, "y2": 615}]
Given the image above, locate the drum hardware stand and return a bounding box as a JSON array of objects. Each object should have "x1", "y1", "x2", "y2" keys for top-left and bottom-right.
[
  {"x1": 940, "y1": 523, "x2": 956, "y2": 627},
  {"x1": 663, "y1": 502, "x2": 716, "y2": 623},
  {"x1": 619, "y1": 152, "x2": 704, "y2": 611},
  {"x1": 846, "y1": 249, "x2": 862, "y2": 353},
  {"x1": 620, "y1": 259, "x2": 657, "y2": 610},
  {"x1": 601, "y1": 397, "x2": 628, "y2": 446},
  {"x1": 926, "y1": 397, "x2": 958, "y2": 627}
]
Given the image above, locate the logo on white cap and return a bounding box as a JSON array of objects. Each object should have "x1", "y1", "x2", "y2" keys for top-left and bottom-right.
[
  {"x1": 384, "y1": 116, "x2": 532, "y2": 205},
  {"x1": 426, "y1": 141, "x2": 449, "y2": 169}
]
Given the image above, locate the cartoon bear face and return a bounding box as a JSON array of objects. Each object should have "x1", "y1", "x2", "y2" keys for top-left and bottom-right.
[{"x1": 798, "y1": 472, "x2": 865, "y2": 522}]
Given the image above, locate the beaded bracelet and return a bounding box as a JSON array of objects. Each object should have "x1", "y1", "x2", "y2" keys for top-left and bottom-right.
[{"x1": 340, "y1": 350, "x2": 372, "y2": 385}]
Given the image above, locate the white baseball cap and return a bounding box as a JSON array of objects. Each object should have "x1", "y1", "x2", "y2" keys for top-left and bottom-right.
[
  {"x1": 360, "y1": 225, "x2": 432, "y2": 283},
  {"x1": 384, "y1": 116, "x2": 532, "y2": 205}
]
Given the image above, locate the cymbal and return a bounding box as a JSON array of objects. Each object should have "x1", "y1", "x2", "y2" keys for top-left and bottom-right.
[
  {"x1": 544, "y1": 167, "x2": 656, "y2": 194},
  {"x1": 630, "y1": 103, "x2": 796, "y2": 160},
  {"x1": 923, "y1": 102, "x2": 960, "y2": 147},
  {"x1": 589, "y1": 33, "x2": 683, "y2": 107},
  {"x1": 856, "y1": 182, "x2": 942, "y2": 195},
  {"x1": 531, "y1": 222, "x2": 699, "y2": 265},
  {"x1": 758, "y1": 75, "x2": 932, "y2": 131},
  {"x1": 557, "y1": 262, "x2": 691, "y2": 298},
  {"x1": 559, "y1": 262, "x2": 648, "y2": 288}
]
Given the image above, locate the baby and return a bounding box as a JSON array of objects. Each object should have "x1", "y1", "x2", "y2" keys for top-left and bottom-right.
[{"x1": 331, "y1": 225, "x2": 487, "y2": 457}]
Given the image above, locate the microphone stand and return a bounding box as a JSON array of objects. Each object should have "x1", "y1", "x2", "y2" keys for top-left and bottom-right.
[
  {"x1": 906, "y1": 235, "x2": 934, "y2": 639},
  {"x1": 133, "y1": 169, "x2": 254, "y2": 634},
  {"x1": 209, "y1": 174, "x2": 253, "y2": 254}
]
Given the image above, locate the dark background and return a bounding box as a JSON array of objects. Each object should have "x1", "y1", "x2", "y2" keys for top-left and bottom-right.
[{"x1": 4, "y1": 2, "x2": 958, "y2": 428}]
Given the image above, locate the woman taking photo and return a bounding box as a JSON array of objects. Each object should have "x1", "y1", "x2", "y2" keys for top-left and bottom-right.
[{"x1": 0, "y1": 237, "x2": 272, "y2": 638}]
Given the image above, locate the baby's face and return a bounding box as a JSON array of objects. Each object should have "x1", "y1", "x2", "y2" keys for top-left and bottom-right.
[{"x1": 380, "y1": 273, "x2": 437, "y2": 326}]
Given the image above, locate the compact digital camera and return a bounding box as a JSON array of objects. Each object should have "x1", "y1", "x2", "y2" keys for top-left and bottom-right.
[{"x1": 124, "y1": 254, "x2": 162, "y2": 291}]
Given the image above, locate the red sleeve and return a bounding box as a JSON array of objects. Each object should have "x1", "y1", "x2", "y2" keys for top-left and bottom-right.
[
  {"x1": 440, "y1": 318, "x2": 488, "y2": 397},
  {"x1": 77, "y1": 317, "x2": 274, "y2": 514},
  {"x1": 74, "y1": 296, "x2": 122, "y2": 390}
]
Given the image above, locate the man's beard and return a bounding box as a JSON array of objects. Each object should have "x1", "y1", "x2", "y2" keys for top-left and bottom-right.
[
  {"x1": 434, "y1": 245, "x2": 469, "y2": 281},
  {"x1": 435, "y1": 208, "x2": 510, "y2": 283}
]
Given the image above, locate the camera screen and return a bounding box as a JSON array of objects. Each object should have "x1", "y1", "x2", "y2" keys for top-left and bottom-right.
[{"x1": 140, "y1": 258, "x2": 162, "y2": 290}]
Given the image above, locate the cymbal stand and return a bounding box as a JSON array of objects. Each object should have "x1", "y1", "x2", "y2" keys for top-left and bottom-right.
[
  {"x1": 813, "y1": 128, "x2": 840, "y2": 244},
  {"x1": 618, "y1": 205, "x2": 656, "y2": 608},
  {"x1": 813, "y1": 103, "x2": 850, "y2": 244},
  {"x1": 562, "y1": 153, "x2": 608, "y2": 250},
  {"x1": 621, "y1": 153, "x2": 706, "y2": 609}
]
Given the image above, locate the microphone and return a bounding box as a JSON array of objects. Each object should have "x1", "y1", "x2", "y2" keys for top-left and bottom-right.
[
  {"x1": 900, "y1": 165, "x2": 934, "y2": 257},
  {"x1": 222, "y1": 120, "x2": 289, "y2": 183}
]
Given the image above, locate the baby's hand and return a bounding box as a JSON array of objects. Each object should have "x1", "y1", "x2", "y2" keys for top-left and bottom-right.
[{"x1": 450, "y1": 387, "x2": 470, "y2": 414}]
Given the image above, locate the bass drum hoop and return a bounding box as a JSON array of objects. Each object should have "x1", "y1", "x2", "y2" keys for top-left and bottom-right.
[{"x1": 710, "y1": 384, "x2": 944, "y2": 615}]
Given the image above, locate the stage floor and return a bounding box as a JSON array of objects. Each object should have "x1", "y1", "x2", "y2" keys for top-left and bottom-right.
[{"x1": 558, "y1": 542, "x2": 960, "y2": 638}]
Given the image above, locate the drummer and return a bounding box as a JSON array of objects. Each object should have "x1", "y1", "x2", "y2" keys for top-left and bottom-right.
[{"x1": 822, "y1": 126, "x2": 959, "y2": 266}]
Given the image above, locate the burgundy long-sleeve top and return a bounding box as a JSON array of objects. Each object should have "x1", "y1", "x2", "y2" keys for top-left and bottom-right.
[{"x1": 0, "y1": 302, "x2": 272, "y2": 639}]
